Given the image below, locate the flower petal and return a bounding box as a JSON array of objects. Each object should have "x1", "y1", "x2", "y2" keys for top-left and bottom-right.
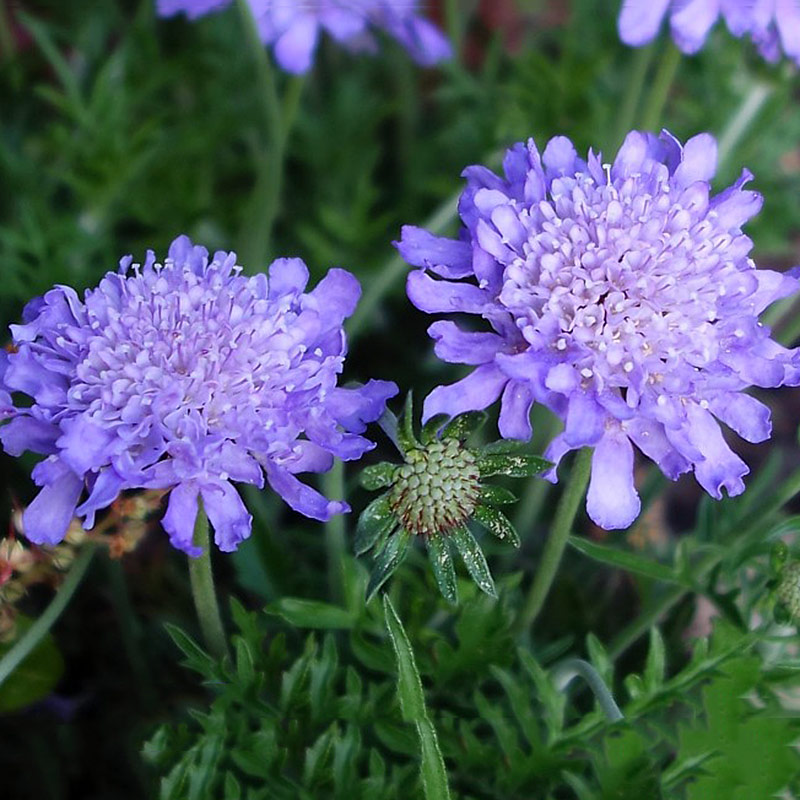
[
  {"x1": 265, "y1": 462, "x2": 350, "y2": 521},
  {"x1": 586, "y1": 431, "x2": 641, "y2": 530},
  {"x1": 406, "y1": 270, "x2": 490, "y2": 314},
  {"x1": 428, "y1": 320, "x2": 505, "y2": 365},
  {"x1": 618, "y1": 0, "x2": 672, "y2": 45},
  {"x1": 162, "y1": 482, "x2": 201, "y2": 556},
  {"x1": 200, "y1": 480, "x2": 252, "y2": 552},
  {"x1": 395, "y1": 226, "x2": 473, "y2": 278},
  {"x1": 273, "y1": 13, "x2": 320, "y2": 74},
  {"x1": 422, "y1": 364, "x2": 508, "y2": 423},
  {"x1": 498, "y1": 380, "x2": 534, "y2": 440},
  {"x1": 22, "y1": 468, "x2": 84, "y2": 545}
]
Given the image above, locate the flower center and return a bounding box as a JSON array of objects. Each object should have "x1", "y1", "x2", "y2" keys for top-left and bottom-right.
[{"x1": 388, "y1": 439, "x2": 481, "y2": 536}]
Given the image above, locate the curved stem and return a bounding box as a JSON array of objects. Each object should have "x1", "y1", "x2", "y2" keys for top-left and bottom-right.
[
  {"x1": 189, "y1": 506, "x2": 229, "y2": 659},
  {"x1": 554, "y1": 658, "x2": 624, "y2": 722},
  {"x1": 640, "y1": 42, "x2": 681, "y2": 131},
  {"x1": 0, "y1": 545, "x2": 95, "y2": 688},
  {"x1": 517, "y1": 448, "x2": 593, "y2": 632}
]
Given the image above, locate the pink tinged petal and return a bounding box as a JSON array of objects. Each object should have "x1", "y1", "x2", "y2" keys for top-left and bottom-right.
[
  {"x1": 56, "y1": 416, "x2": 116, "y2": 476},
  {"x1": 669, "y1": 0, "x2": 721, "y2": 53},
  {"x1": 265, "y1": 462, "x2": 349, "y2": 521},
  {"x1": 618, "y1": 0, "x2": 672, "y2": 45},
  {"x1": 273, "y1": 14, "x2": 320, "y2": 74},
  {"x1": 775, "y1": 0, "x2": 800, "y2": 62},
  {"x1": 685, "y1": 405, "x2": 748, "y2": 499},
  {"x1": 75, "y1": 467, "x2": 126, "y2": 529},
  {"x1": 267, "y1": 257, "x2": 310, "y2": 298},
  {"x1": 709, "y1": 393, "x2": 771, "y2": 443},
  {"x1": 162, "y1": 482, "x2": 202, "y2": 556},
  {"x1": 564, "y1": 392, "x2": 606, "y2": 447},
  {"x1": 542, "y1": 136, "x2": 579, "y2": 178},
  {"x1": 673, "y1": 132, "x2": 718, "y2": 188},
  {"x1": 498, "y1": 381, "x2": 534, "y2": 440},
  {"x1": 428, "y1": 320, "x2": 504, "y2": 365},
  {"x1": 422, "y1": 364, "x2": 508, "y2": 423},
  {"x1": 22, "y1": 470, "x2": 84, "y2": 546},
  {"x1": 395, "y1": 226, "x2": 473, "y2": 278},
  {"x1": 0, "y1": 415, "x2": 59, "y2": 457},
  {"x1": 406, "y1": 270, "x2": 489, "y2": 314},
  {"x1": 200, "y1": 480, "x2": 252, "y2": 552},
  {"x1": 586, "y1": 431, "x2": 641, "y2": 530},
  {"x1": 624, "y1": 417, "x2": 691, "y2": 479},
  {"x1": 309, "y1": 268, "x2": 361, "y2": 324}
]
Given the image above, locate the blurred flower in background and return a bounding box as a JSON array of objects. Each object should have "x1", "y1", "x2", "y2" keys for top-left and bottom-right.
[
  {"x1": 399, "y1": 130, "x2": 800, "y2": 530},
  {"x1": 157, "y1": 0, "x2": 452, "y2": 72},
  {"x1": 0, "y1": 236, "x2": 396, "y2": 554},
  {"x1": 619, "y1": 0, "x2": 800, "y2": 65}
]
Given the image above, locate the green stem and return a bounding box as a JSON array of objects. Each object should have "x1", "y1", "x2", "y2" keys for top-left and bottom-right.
[
  {"x1": 322, "y1": 460, "x2": 347, "y2": 602},
  {"x1": 0, "y1": 546, "x2": 94, "y2": 688},
  {"x1": 189, "y1": 506, "x2": 229, "y2": 659},
  {"x1": 554, "y1": 658, "x2": 624, "y2": 722},
  {"x1": 235, "y1": 0, "x2": 303, "y2": 269},
  {"x1": 517, "y1": 448, "x2": 593, "y2": 632},
  {"x1": 639, "y1": 42, "x2": 681, "y2": 131},
  {"x1": 717, "y1": 81, "x2": 773, "y2": 168},
  {"x1": 614, "y1": 44, "x2": 656, "y2": 149}
]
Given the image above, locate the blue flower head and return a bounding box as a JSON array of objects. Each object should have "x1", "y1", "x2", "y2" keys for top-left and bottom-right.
[{"x1": 0, "y1": 237, "x2": 397, "y2": 554}]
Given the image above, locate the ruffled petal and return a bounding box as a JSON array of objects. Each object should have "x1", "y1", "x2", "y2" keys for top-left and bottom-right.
[
  {"x1": 75, "y1": 467, "x2": 126, "y2": 529},
  {"x1": 708, "y1": 393, "x2": 771, "y2": 443},
  {"x1": 406, "y1": 270, "x2": 490, "y2": 314},
  {"x1": 395, "y1": 226, "x2": 473, "y2": 278},
  {"x1": 586, "y1": 430, "x2": 641, "y2": 530},
  {"x1": 498, "y1": 381, "x2": 534, "y2": 440},
  {"x1": 265, "y1": 462, "x2": 349, "y2": 521},
  {"x1": 0, "y1": 415, "x2": 59, "y2": 457},
  {"x1": 200, "y1": 480, "x2": 252, "y2": 552},
  {"x1": 428, "y1": 320, "x2": 505, "y2": 365},
  {"x1": 22, "y1": 468, "x2": 84, "y2": 545},
  {"x1": 56, "y1": 415, "x2": 116, "y2": 476},
  {"x1": 326, "y1": 380, "x2": 398, "y2": 432},
  {"x1": 309, "y1": 268, "x2": 361, "y2": 326},
  {"x1": 162, "y1": 482, "x2": 201, "y2": 556}
]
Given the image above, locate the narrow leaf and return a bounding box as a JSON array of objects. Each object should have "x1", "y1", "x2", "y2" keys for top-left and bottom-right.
[
  {"x1": 355, "y1": 494, "x2": 396, "y2": 555},
  {"x1": 416, "y1": 717, "x2": 452, "y2": 800},
  {"x1": 473, "y1": 504, "x2": 521, "y2": 547},
  {"x1": 569, "y1": 536, "x2": 686, "y2": 585},
  {"x1": 398, "y1": 392, "x2": 418, "y2": 454},
  {"x1": 477, "y1": 453, "x2": 550, "y2": 478},
  {"x1": 266, "y1": 598, "x2": 355, "y2": 629},
  {"x1": 366, "y1": 529, "x2": 411, "y2": 600},
  {"x1": 643, "y1": 627, "x2": 666, "y2": 692},
  {"x1": 421, "y1": 414, "x2": 449, "y2": 444},
  {"x1": 478, "y1": 485, "x2": 517, "y2": 505},
  {"x1": 480, "y1": 439, "x2": 527, "y2": 456},
  {"x1": 450, "y1": 527, "x2": 497, "y2": 598},
  {"x1": 441, "y1": 411, "x2": 487, "y2": 442},
  {"x1": 360, "y1": 462, "x2": 397, "y2": 491},
  {"x1": 427, "y1": 535, "x2": 458, "y2": 603}
]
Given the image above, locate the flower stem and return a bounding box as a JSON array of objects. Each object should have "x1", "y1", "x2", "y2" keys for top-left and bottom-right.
[
  {"x1": 323, "y1": 460, "x2": 347, "y2": 602},
  {"x1": 189, "y1": 505, "x2": 229, "y2": 660},
  {"x1": 517, "y1": 448, "x2": 593, "y2": 632},
  {"x1": 235, "y1": 0, "x2": 304, "y2": 270},
  {"x1": 0, "y1": 545, "x2": 94, "y2": 689},
  {"x1": 639, "y1": 42, "x2": 681, "y2": 132},
  {"x1": 554, "y1": 658, "x2": 624, "y2": 722},
  {"x1": 717, "y1": 81, "x2": 773, "y2": 168},
  {"x1": 614, "y1": 43, "x2": 656, "y2": 149}
]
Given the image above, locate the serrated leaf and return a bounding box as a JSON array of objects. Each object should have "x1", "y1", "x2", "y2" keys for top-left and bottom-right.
[
  {"x1": 477, "y1": 485, "x2": 517, "y2": 505},
  {"x1": 441, "y1": 411, "x2": 487, "y2": 442},
  {"x1": 360, "y1": 462, "x2": 397, "y2": 491},
  {"x1": 427, "y1": 535, "x2": 458, "y2": 603},
  {"x1": 473, "y1": 504, "x2": 521, "y2": 547},
  {"x1": 569, "y1": 535, "x2": 686, "y2": 585},
  {"x1": 450, "y1": 527, "x2": 497, "y2": 598},
  {"x1": 477, "y1": 453, "x2": 550, "y2": 478},
  {"x1": 366, "y1": 529, "x2": 411, "y2": 601},
  {"x1": 266, "y1": 598, "x2": 355, "y2": 630},
  {"x1": 355, "y1": 494, "x2": 397, "y2": 555}
]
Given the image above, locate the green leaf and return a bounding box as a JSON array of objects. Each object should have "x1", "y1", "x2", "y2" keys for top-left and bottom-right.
[
  {"x1": 477, "y1": 453, "x2": 550, "y2": 478},
  {"x1": 643, "y1": 627, "x2": 666, "y2": 692},
  {"x1": 164, "y1": 623, "x2": 217, "y2": 678},
  {"x1": 480, "y1": 439, "x2": 527, "y2": 456},
  {"x1": 420, "y1": 414, "x2": 449, "y2": 444},
  {"x1": 366, "y1": 529, "x2": 411, "y2": 601},
  {"x1": 427, "y1": 535, "x2": 458, "y2": 604},
  {"x1": 0, "y1": 615, "x2": 64, "y2": 713},
  {"x1": 585, "y1": 633, "x2": 613, "y2": 689},
  {"x1": 355, "y1": 494, "x2": 397, "y2": 555},
  {"x1": 398, "y1": 392, "x2": 418, "y2": 454},
  {"x1": 441, "y1": 411, "x2": 487, "y2": 442},
  {"x1": 568, "y1": 536, "x2": 686, "y2": 585},
  {"x1": 450, "y1": 527, "x2": 497, "y2": 598},
  {"x1": 383, "y1": 596, "x2": 452, "y2": 800},
  {"x1": 265, "y1": 598, "x2": 356, "y2": 629},
  {"x1": 477, "y1": 485, "x2": 517, "y2": 505},
  {"x1": 473, "y1": 504, "x2": 521, "y2": 547},
  {"x1": 360, "y1": 462, "x2": 397, "y2": 491}
]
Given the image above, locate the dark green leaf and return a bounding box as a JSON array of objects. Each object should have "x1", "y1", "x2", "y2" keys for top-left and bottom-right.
[
  {"x1": 366, "y1": 529, "x2": 411, "y2": 601},
  {"x1": 427, "y1": 535, "x2": 458, "y2": 603},
  {"x1": 420, "y1": 413, "x2": 449, "y2": 444},
  {"x1": 441, "y1": 411, "x2": 487, "y2": 442},
  {"x1": 355, "y1": 493, "x2": 396, "y2": 555},
  {"x1": 473, "y1": 504, "x2": 521, "y2": 547},
  {"x1": 360, "y1": 462, "x2": 397, "y2": 491},
  {"x1": 477, "y1": 485, "x2": 517, "y2": 505},
  {"x1": 643, "y1": 627, "x2": 666, "y2": 692},
  {"x1": 480, "y1": 439, "x2": 527, "y2": 456},
  {"x1": 265, "y1": 598, "x2": 356, "y2": 629},
  {"x1": 568, "y1": 536, "x2": 686, "y2": 585},
  {"x1": 397, "y1": 392, "x2": 418, "y2": 454},
  {"x1": 450, "y1": 527, "x2": 497, "y2": 598},
  {"x1": 477, "y1": 453, "x2": 550, "y2": 478},
  {"x1": 164, "y1": 623, "x2": 217, "y2": 678}
]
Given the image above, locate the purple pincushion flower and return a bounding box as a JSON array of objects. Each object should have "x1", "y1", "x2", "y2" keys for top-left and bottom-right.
[
  {"x1": 158, "y1": 0, "x2": 451, "y2": 74},
  {"x1": 398, "y1": 130, "x2": 800, "y2": 530},
  {"x1": 0, "y1": 236, "x2": 397, "y2": 554},
  {"x1": 619, "y1": 0, "x2": 800, "y2": 65}
]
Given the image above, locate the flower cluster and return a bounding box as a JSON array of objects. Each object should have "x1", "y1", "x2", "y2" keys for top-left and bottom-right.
[
  {"x1": 619, "y1": 0, "x2": 800, "y2": 65},
  {"x1": 398, "y1": 130, "x2": 800, "y2": 530},
  {"x1": 0, "y1": 236, "x2": 396, "y2": 554},
  {"x1": 357, "y1": 398, "x2": 548, "y2": 601},
  {"x1": 158, "y1": 0, "x2": 451, "y2": 73}
]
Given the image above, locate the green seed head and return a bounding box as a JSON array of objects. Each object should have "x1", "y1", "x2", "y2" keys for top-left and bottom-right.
[
  {"x1": 775, "y1": 561, "x2": 800, "y2": 622},
  {"x1": 388, "y1": 438, "x2": 481, "y2": 537}
]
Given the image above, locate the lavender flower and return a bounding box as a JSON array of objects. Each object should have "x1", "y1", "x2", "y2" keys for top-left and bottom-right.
[
  {"x1": 0, "y1": 236, "x2": 396, "y2": 554},
  {"x1": 398, "y1": 131, "x2": 800, "y2": 530},
  {"x1": 619, "y1": 0, "x2": 800, "y2": 65},
  {"x1": 158, "y1": 0, "x2": 451, "y2": 73}
]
